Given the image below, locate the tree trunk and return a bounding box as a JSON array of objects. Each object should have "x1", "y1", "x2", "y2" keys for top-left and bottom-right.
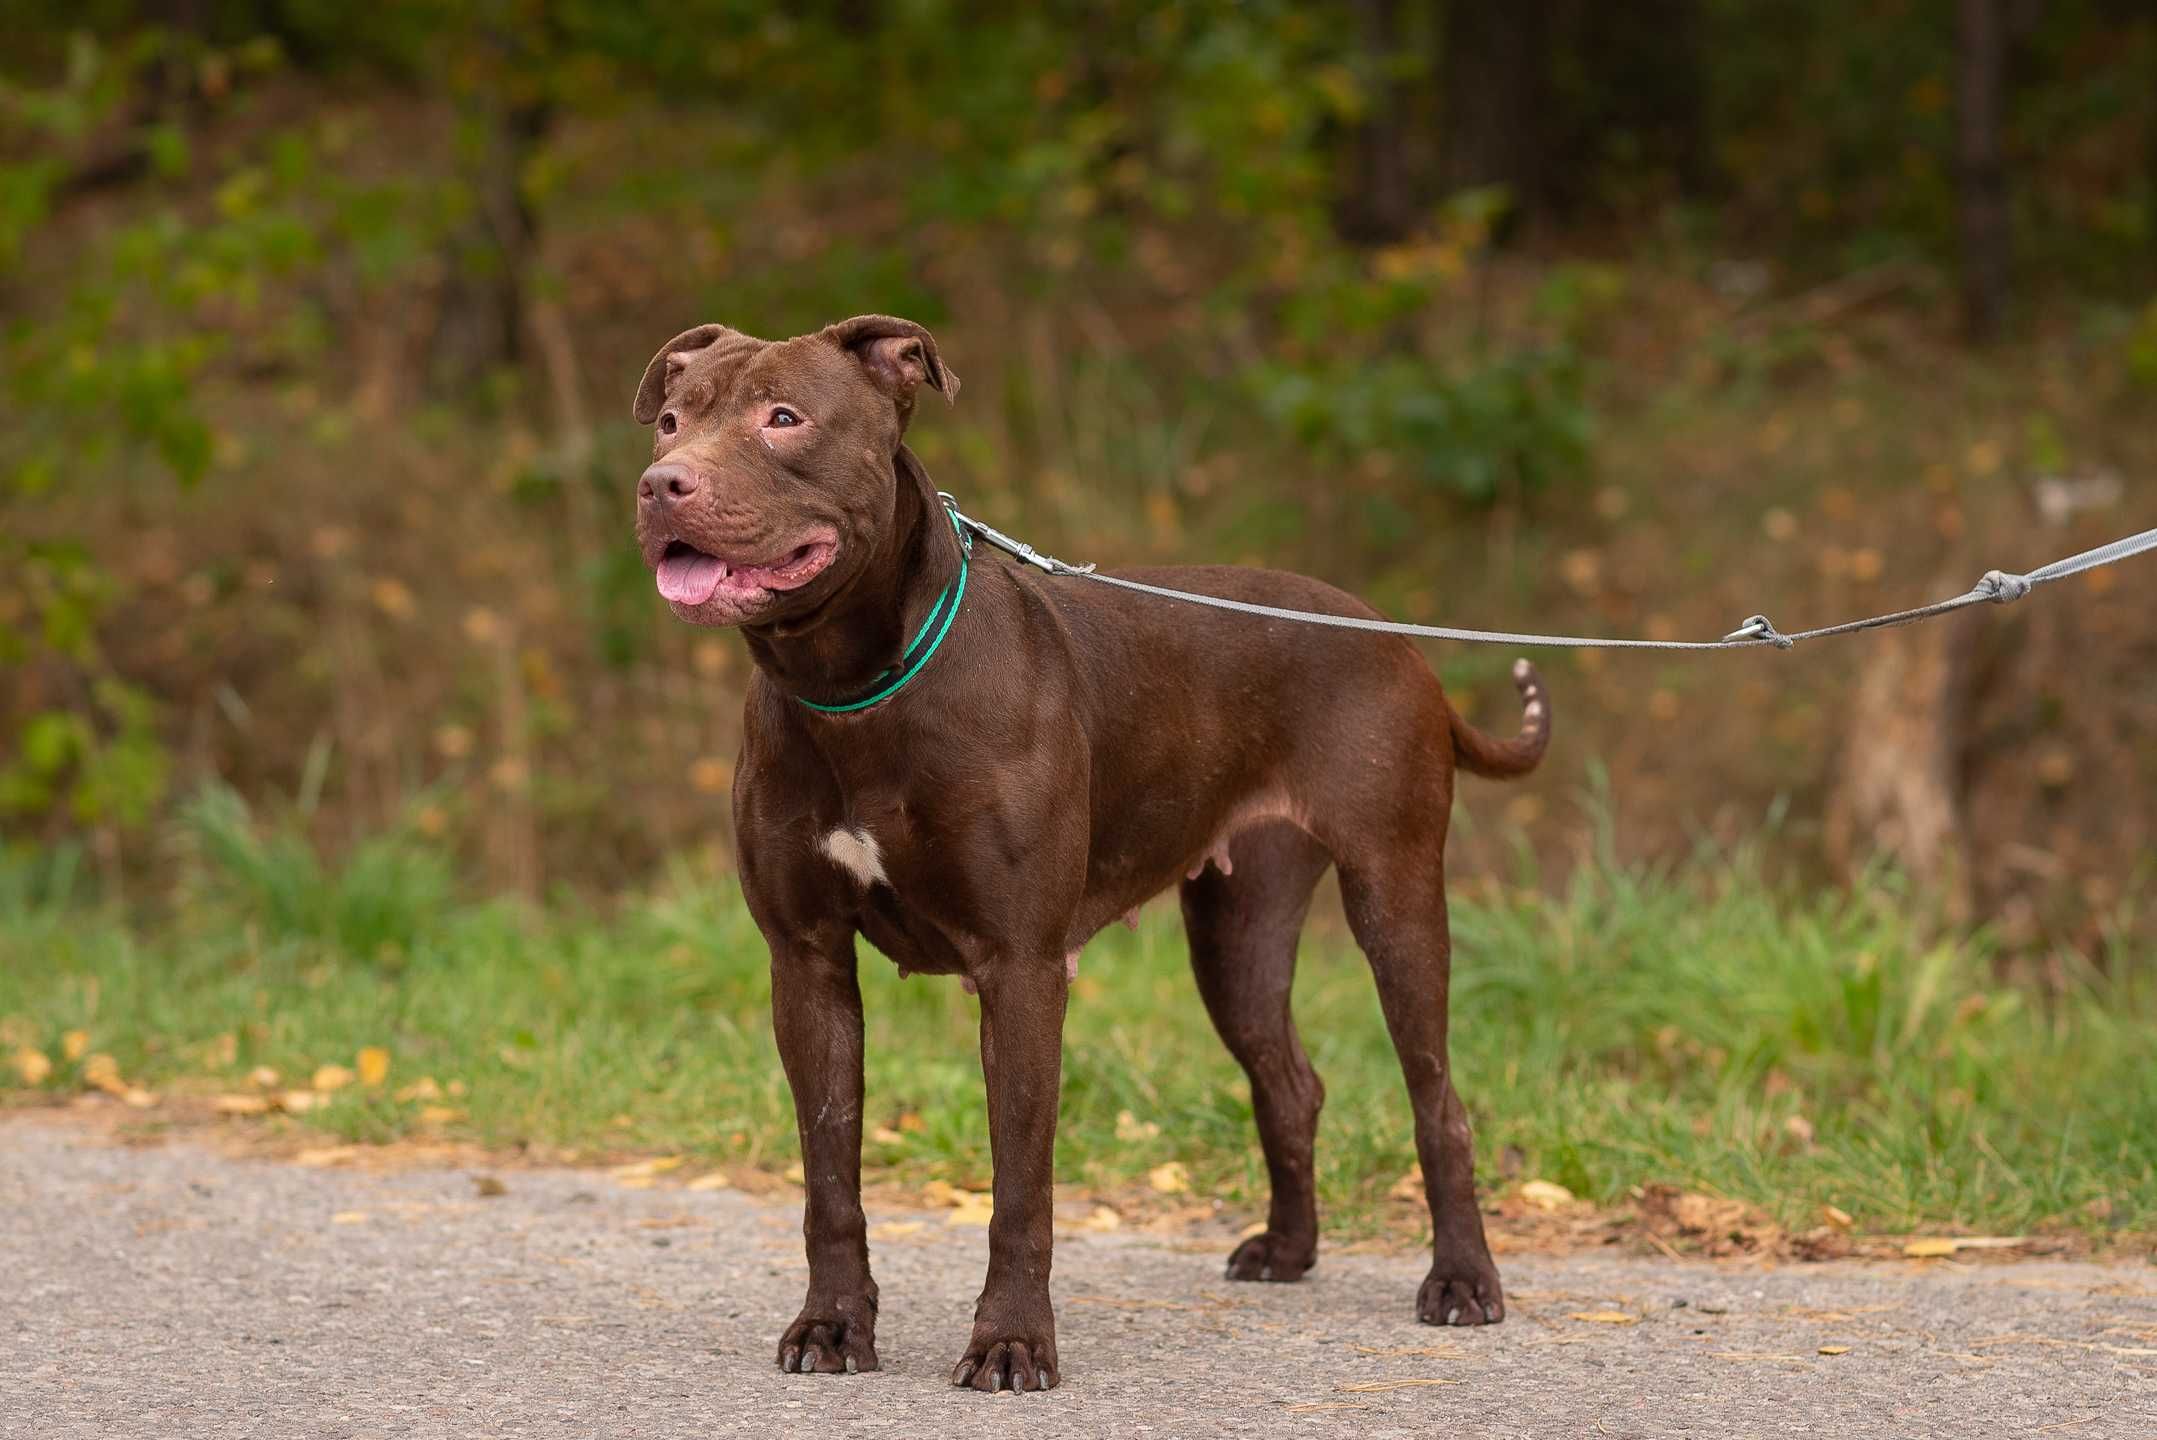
[
  {"x1": 426, "y1": 98, "x2": 551, "y2": 397},
  {"x1": 1333, "y1": 0, "x2": 1420, "y2": 245},
  {"x1": 1439, "y1": 0, "x2": 1550, "y2": 217},
  {"x1": 1956, "y1": 0, "x2": 2010, "y2": 342}
]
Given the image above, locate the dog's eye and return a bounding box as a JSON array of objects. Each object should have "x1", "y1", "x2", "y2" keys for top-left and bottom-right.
[
  {"x1": 767, "y1": 407, "x2": 800, "y2": 428},
  {"x1": 658, "y1": 412, "x2": 678, "y2": 435}
]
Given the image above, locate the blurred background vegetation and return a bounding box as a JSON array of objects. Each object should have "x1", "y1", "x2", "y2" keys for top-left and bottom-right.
[{"x1": 2, "y1": 0, "x2": 2153, "y2": 969}]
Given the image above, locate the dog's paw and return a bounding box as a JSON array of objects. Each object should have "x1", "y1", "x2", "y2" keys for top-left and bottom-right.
[
  {"x1": 777, "y1": 1298, "x2": 879, "y2": 1375},
  {"x1": 1224, "y1": 1229, "x2": 1316, "y2": 1283},
  {"x1": 1416, "y1": 1262, "x2": 1504, "y2": 1327},
  {"x1": 951, "y1": 1333, "x2": 1059, "y2": 1393}
]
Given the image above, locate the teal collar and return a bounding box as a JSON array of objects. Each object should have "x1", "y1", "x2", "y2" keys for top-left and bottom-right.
[{"x1": 794, "y1": 504, "x2": 971, "y2": 715}]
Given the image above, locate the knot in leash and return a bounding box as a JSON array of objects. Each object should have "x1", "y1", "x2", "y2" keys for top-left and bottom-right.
[
  {"x1": 1976, "y1": 569, "x2": 2032, "y2": 603},
  {"x1": 1722, "y1": 615, "x2": 1795, "y2": 650}
]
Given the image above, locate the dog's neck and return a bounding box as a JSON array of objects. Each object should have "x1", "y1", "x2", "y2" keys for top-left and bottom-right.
[{"x1": 742, "y1": 446, "x2": 962, "y2": 709}]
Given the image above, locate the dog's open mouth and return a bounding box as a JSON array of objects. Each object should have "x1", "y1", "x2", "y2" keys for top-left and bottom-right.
[{"x1": 655, "y1": 536, "x2": 837, "y2": 609}]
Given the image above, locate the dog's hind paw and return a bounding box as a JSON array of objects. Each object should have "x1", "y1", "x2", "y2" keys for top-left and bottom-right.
[{"x1": 1225, "y1": 1229, "x2": 1316, "y2": 1283}]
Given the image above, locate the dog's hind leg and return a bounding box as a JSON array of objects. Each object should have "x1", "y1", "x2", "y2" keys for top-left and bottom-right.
[
  {"x1": 1180, "y1": 822, "x2": 1332, "y2": 1282},
  {"x1": 1337, "y1": 843, "x2": 1504, "y2": 1327}
]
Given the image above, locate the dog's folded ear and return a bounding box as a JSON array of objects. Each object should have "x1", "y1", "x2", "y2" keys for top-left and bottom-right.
[
  {"x1": 822, "y1": 315, "x2": 960, "y2": 419},
  {"x1": 633, "y1": 323, "x2": 742, "y2": 425}
]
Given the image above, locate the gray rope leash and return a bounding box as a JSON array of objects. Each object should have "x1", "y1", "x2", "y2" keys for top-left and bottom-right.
[{"x1": 942, "y1": 496, "x2": 2156, "y2": 653}]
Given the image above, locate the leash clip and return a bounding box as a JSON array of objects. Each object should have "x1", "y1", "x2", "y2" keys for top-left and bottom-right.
[{"x1": 941, "y1": 494, "x2": 1097, "y2": 576}]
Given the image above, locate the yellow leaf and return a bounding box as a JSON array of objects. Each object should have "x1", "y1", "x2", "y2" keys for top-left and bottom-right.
[
  {"x1": 1568, "y1": 1311, "x2": 1639, "y2": 1326},
  {"x1": 214, "y1": 1094, "x2": 271, "y2": 1116},
  {"x1": 122, "y1": 1087, "x2": 160, "y2": 1109},
  {"x1": 248, "y1": 1066, "x2": 282, "y2": 1089},
  {"x1": 609, "y1": 1156, "x2": 686, "y2": 1180},
  {"x1": 356, "y1": 1047, "x2": 391, "y2": 1086},
  {"x1": 330, "y1": 1211, "x2": 370, "y2": 1225},
  {"x1": 394, "y1": 1077, "x2": 442, "y2": 1102},
  {"x1": 1818, "y1": 1345, "x2": 1851, "y2": 1356},
  {"x1": 83, "y1": 1053, "x2": 127, "y2": 1095},
  {"x1": 418, "y1": 1104, "x2": 464, "y2": 1125},
  {"x1": 1148, "y1": 1161, "x2": 1190, "y2": 1195},
  {"x1": 1520, "y1": 1179, "x2": 1576, "y2": 1211},
  {"x1": 783, "y1": 1162, "x2": 806, "y2": 1184},
  {"x1": 61, "y1": 1029, "x2": 90, "y2": 1061},
  {"x1": 1115, "y1": 1110, "x2": 1161, "y2": 1142},
  {"x1": 1820, "y1": 1204, "x2": 1855, "y2": 1230},
  {"x1": 869, "y1": 1125, "x2": 905, "y2": 1145},
  {"x1": 895, "y1": 1111, "x2": 925, "y2": 1133},
  {"x1": 685, "y1": 1172, "x2": 732, "y2": 1192},
  {"x1": 922, "y1": 1179, "x2": 975, "y2": 1208},
  {"x1": 294, "y1": 1145, "x2": 360, "y2": 1167},
  {"x1": 1903, "y1": 1235, "x2": 2027, "y2": 1258},
  {"x1": 9, "y1": 1048, "x2": 52, "y2": 1086},
  {"x1": 946, "y1": 1199, "x2": 995, "y2": 1227},
  {"x1": 869, "y1": 1220, "x2": 925, "y2": 1240},
  {"x1": 280, "y1": 1089, "x2": 323, "y2": 1113},
  {"x1": 312, "y1": 1064, "x2": 354, "y2": 1093},
  {"x1": 1082, "y1": 1205, "x2": 1123, "y2": 1233}
]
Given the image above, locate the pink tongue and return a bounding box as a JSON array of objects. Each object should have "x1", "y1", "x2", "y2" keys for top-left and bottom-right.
[{"x1": 657, "y1": 549, "x2": 726, "y2": 605}]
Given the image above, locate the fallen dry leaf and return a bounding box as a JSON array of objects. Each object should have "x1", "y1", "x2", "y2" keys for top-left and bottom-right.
[
  {"x1": 1905, "y1": 1236, "x2": 2029, "y2": 1259},
  {"x1": 1568, "y1": 1311, "x2": 1639, "y2": 1326},
  {"x1": 1115, "y1": 1109, "x2": 1161, "y2": 1142},
  {"x1": 1336, "y1": 1379, "x2": 1461, "y2": 1393},
  {"x1": 869, "y1": 1220, "x2": 926, "y2": 1240},
  {"x1": 1820, "y1": 1204, "x2": 1855, "y2": 1230},
  {"x1": 473, "y1": 1175, "x2": 508, "y2": 1198},
  {"x1": 946, "y1": 1198, "x2": 995, "y2": 1227},
  {"x1": 82, "y1": 1053, "x2": 127, "y2": 1096},
  {"x1": 394, "y1": 1077, "x2": 442, "y2": 1102},
  {"x1": 294, "y1": 1145, "x2": 361, "y2": 1167},
  {"x1": 1082, "y1": 1205, "x2": 1123, "y2": 1233},
  {"x1": 10, "y1": 1048, "x2": 52, "y2": 1086},
  {"x1": 330, "y1": 1211, "x2": 369, "y2": 1225},
  {"x1": 312, "y1": 1064, "x2": 354, "y2": 1093},
  {"x1": 279, "y1": 1089, "x2": 324, "y2": 1114},
  {"x1": 685, "y1": 1172, "x2": 732, "y2": 1192},
  {"x1": 1520, "y1": 1179, "x2": 1576, "y2": 1211},
  {"x1": 61, "y1": 1029, "x2": 90, "y2": 1062},
  {"x1": 869, "y1": 1125, "x2": 905, "y2": 1144},
  {"x1": 609, "y1": 1156, "x2": 686, "y2": 1180},
  {"x1": 356, "y1": 1046, "x2": 391, "y2": 1086},
  {"x1": 213, "y1": 1094, "x2": 272, "y2": 1116},
  {"x1": 782, "y1": 1162, "x2": 806, "y2": 1185},
  {"x1": 1148, "y1": 1161, "x2": 1191, "y2": 1195},
  {"x1": 1818, "y1": 1345, "x2": 1851, "y2": 1356},
  {"x1": 417, "y1": 1104, "x2": 465, "y2": 1125},
  {"x1": 248, "y1": 1066, "x2": 281, "y2": 1089},
  {"x1": 121, "y1": 1087, "x2": 159, "y2": 1109},
  {"x1": 921, "y1": 1179, "x2": 972, "y2": 1207},
  {"x1": 1388, "y1": 1165, "x2": 1424, "y2": 1201}
]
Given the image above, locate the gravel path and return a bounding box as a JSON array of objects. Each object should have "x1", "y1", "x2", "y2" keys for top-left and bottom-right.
[{"x1": 3, "y1": 1114, "x2": 2151, "y2": 1438}]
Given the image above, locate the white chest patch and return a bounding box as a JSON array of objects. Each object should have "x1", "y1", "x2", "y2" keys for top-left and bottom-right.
[{"x1": 819, "y1": 827, "x2": 888, "y2": 889}]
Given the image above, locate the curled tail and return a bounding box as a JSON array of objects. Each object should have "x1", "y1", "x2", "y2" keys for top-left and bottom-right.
[{"x1": 1449, "y1": 658, "x2": 1552, "y2": 779}]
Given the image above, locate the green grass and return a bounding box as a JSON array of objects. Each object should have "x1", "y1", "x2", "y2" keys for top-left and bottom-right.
[{"x1": 3, "y1": 789, "x2": 2153, "y2": 1242}]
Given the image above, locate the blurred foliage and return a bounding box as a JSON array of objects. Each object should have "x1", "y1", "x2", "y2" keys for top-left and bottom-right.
[{"x1": 0, "y1": 0, "x2": 2152, "y2": 889}]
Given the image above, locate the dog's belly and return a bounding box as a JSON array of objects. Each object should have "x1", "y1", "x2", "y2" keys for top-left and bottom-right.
[{"x1": 1062, "y1": 789, "x2": 1313, "y2": 954}]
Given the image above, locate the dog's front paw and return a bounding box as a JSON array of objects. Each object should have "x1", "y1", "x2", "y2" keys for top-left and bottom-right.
[
  {"x1": 1224, "y1": 1228, "x2": 1316, "y2": 1282},
  {"x1": 777, "y1": 1295, "x2": 879, "y2": 1374},
  {"x1": 1416, "y1": 1260, "x2": 1504, "y2": 1327},
  {"x1": 951, "y1": 1326, "x2": 1059, "y2": 1393}
]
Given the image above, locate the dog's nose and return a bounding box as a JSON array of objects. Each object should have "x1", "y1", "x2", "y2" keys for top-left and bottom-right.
[{"x1": 639, "y1": 464, "x2": 700, "y2": 503}]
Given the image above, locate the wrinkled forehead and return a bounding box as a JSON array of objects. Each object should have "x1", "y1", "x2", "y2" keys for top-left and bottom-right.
[{"x1": 674, "y1": 331, "x2": 851, "y2": 411}]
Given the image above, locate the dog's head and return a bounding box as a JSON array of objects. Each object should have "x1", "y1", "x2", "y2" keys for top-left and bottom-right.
[{"x1": 631, "y1": 315, "x2": 958, "y2": 628}]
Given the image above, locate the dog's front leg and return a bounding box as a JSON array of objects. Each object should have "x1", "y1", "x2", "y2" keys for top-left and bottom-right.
[
  {"x1": 771, "y1": 940, "x2": 879, "y2": 1375},
  {"x1": 952, "y1": 952, "x2": 1069, "y2": 1393}
]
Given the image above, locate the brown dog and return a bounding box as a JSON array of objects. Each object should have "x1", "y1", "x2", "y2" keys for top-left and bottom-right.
[{"x1": 632, "y1": 315, "x2": 1549, "y2": 1393}]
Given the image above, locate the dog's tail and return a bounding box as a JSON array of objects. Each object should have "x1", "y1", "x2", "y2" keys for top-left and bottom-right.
[{"x1": 1448, "y1": 658, "x2": 1551, "y2": 780}]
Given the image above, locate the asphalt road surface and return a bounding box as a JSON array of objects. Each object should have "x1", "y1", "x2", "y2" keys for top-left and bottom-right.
[{"x1": 3, "y1": 1115, "x2": 2152, "y2": 1438}]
